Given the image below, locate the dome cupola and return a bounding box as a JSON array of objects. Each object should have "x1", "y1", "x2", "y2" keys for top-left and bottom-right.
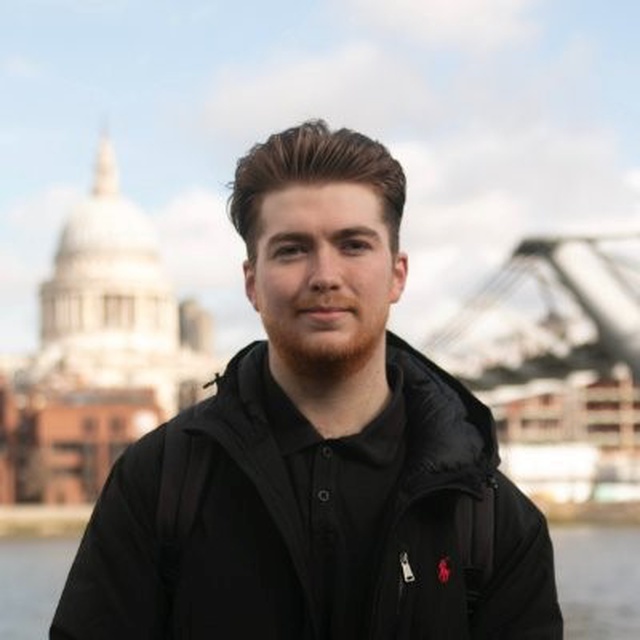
[
  {"x1": 55, "y1": 135, "x2": 160, "y2": 266},
  {"x1": 39, "y1": 135, "x2": 178, "y2": 355}
]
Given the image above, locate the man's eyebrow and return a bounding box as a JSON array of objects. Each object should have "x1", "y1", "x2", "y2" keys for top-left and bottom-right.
[
  {"x1": 266, "y1": 232, "x2": 311, "y2": 247},
  {"x1": 265, "y1": 226, "x2": 382, "y2": 248},
  {"x1": 332, "y1": 226, "x2": 381, "y2": 241}
]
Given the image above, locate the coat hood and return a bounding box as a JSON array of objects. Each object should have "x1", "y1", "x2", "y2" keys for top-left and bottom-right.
[{"x1": 384, "y1": 332, "x2": 499, "y2": 491}]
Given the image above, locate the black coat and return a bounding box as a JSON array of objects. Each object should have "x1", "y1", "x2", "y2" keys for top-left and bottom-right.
[{"x1": 51, "y1": 334, "x2": 563, "y2": 639}]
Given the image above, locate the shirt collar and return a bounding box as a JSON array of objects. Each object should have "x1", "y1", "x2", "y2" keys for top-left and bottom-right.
[{"x1": 263, "y1": 356, "x2": 405, "y2": 467}]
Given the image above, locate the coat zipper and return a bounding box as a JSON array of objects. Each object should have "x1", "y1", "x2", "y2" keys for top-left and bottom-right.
[
  {"x1": 368, "y1": 482, "x2": 485, "y2": 639},
  {"x1": 397, "y1": 549, "x2": 416, "y2": 618},
  {"x1": 399, "y1": 551, "x2": 416, "y2": 583}
]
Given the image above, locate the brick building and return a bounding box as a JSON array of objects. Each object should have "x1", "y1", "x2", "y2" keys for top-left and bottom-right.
[
  {"x1": 0, "y1": 376, "x2": 18, "y2": 503},
  {"x1": 13, "y1": 387, "x2": 161, "y2": 504}
]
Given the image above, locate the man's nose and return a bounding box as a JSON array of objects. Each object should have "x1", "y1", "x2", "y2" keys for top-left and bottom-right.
[{"x1": 308, "y1": 247, "x2": 341, "y2": 291}]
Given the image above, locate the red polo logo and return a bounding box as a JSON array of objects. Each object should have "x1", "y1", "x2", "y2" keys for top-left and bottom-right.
[{"x1": 437, "y1": 556, "x2": 452, "y2": 584}]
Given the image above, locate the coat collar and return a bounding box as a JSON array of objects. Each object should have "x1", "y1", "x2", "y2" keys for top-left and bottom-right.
[{"x1": 191, "y1": 332, "x2": 499, "y2": 493}]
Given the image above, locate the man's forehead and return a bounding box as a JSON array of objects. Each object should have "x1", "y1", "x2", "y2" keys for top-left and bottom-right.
[{"x1": 259, "y1": 183, "x2": 384, "y2": 220}]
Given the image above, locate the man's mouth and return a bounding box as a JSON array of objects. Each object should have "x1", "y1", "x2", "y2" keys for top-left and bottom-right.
[
  {"x1": 300, "y1": 306, "x2": 349, "y2": 316},
  {"x1": 297, "y1": 301, "x2": 357, "y2": 319},
  {"x1": 303, "y1": 306, "x2": 347, "y2": 313},
  {"x1": 297, "y1": 295, "x2": 357, "y2": 313}
]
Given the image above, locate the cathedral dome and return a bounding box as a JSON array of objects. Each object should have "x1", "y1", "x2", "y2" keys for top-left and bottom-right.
[
  {"x1": 51, "y1": 136, "x2": 167, "y2": 284},
  {"x1": 56, "y1": 136, "x2": 160, "y2": 260},
  {"x1": 58, "y1": 196, "x2": 159, "y2": 257}
]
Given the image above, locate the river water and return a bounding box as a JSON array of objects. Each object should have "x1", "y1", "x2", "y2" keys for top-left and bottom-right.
[{"x1": 0, "y1": 525, "x2": 638, "y2": 639}]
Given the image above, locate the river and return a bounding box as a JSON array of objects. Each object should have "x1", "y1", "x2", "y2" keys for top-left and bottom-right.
[{"x1": 0, "y1": 525, "x2": 638, "y2": 638}]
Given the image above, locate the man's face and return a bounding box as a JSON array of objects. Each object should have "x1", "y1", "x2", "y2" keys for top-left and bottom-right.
[{"x1": 243, "y1": 182, "x2": 408, "y2": 378}]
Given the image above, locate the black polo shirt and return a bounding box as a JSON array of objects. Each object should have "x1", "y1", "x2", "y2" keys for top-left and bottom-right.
[{"x1": 263, "y1": 359, "x2": 407, "y2": 640}]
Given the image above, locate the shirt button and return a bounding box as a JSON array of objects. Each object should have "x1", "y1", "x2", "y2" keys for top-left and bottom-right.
[
  {"x1": 320, "y1": 445, "x2": 333, "y2": 459},
  {"x1": 317, "y1": 489, "x2": 331, "y2": 503}
]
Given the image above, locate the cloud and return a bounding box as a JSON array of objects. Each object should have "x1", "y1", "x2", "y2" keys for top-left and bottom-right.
[
  {"x1": 0, "y1": 186, "x2": 82, "y2": 354},
  {"x1": 400, "y1": 124, "x2": 638, "y2": 237},
  {"x1": 154, "y1": 187, "x2": 245, "y2": 291},
  {"x1": 3, "y1": 186, "x2": 81, "y2": 286},
  {"x1": 623, "y1": 168, "x2": 640, "y2": 197},
  {"x1": 153, "y1": 187, "x2": 261, "y2": 356},
  {"x1": 340, "y1": 0, "x2": 543, "y2": 51},
  {"x1": 7, "y1": 185, "x2": 79, "y2": 231},
  {"x1": 202, "y1": 42, "x2": 435, "y2": 147}
]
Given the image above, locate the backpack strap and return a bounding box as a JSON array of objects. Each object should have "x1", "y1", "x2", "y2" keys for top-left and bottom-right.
[
  {"x1": 157, "y1": 423, "x2": 212, "y2": 589},
  {"x1": 455, "y1": 478, "x2": 496, "y2": 616}
]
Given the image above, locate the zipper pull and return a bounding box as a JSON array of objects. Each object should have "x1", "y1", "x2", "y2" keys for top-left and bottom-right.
[{"x1": 399, "y1": 551, "x2": 416, "y2": 583}]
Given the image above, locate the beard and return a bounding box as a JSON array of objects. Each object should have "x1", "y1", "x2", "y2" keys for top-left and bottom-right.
[{"x1": 260, "y1": 295, "x2": 389, "y2": 381}]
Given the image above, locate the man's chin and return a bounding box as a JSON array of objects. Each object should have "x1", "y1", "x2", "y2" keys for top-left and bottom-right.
[{"x1": 275, "y1": 334, "x2": 378, "y2": 379}]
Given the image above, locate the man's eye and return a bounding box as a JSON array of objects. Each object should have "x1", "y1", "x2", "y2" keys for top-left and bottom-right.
[
  {"x1": 342, "y1": 239, "x2": 371, "y2": 253},
  {"x1": 274, "y1": 245, "x2": 306, "y2": 259}
]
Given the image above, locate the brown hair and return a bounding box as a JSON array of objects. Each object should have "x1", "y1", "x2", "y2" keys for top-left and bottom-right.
[{"x1": 228, "y1": 120, "x2": 406, "y2": 261}]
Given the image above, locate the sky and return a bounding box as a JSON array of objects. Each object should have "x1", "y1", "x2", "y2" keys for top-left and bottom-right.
[{"x1": 2, "y1": 0, "x2": 640, "y2": 360}]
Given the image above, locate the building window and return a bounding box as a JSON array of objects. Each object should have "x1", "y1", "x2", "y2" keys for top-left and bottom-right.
[
  {"x1": 83, "y1": 417, "x2": 98, "y2": 437},
  {"x1": 109, "y1": 416, "x2": 126, "y2": 438},
  {"x1": 103, "y1": 294, "x2": 135, "y2": 329}
]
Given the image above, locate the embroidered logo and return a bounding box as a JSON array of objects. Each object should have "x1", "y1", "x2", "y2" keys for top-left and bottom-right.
[{"x1": 437, "y1": 556, "x2": 452, "y2": 584}]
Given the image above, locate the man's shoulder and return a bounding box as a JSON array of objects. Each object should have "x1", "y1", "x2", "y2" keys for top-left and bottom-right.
[
  {"x1": 113, "y1": 423, "x2": 167, "y2": 494},
  {"x1": 493, "y1": 469, "x2": 552, "y2": 542},
  {"x1": 122, "y1": 396, "x2": 219, "y2": 466}
]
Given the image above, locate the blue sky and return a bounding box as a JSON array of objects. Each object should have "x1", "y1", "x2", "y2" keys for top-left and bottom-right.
[{"x1": 2, "y1": 0, "x2": 640, "y2": 358}]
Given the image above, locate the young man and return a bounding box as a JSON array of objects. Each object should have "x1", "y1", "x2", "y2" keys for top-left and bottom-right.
[{"x1": 51, "y1": 121, "x2": 563, "y2": 639}]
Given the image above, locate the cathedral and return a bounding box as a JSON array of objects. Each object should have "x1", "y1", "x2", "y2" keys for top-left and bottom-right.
[{"x1": 28, "y1": 135, "x2": 219, "y2": 419}]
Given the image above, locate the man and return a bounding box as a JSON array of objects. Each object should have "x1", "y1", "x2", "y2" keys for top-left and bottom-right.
[{"x1": 51, "y1": 121, "x2": 563, "y2": 639}]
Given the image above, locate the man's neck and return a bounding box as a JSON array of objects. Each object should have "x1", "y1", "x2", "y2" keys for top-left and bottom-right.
[{"x1": 268, "y1": 345, "x2": 391, "y2": 439}]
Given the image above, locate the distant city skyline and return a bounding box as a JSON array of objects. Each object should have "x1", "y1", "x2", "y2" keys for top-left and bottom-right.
[{"x1": 2, "y1": 0, "x2": 640, "y2": 358}]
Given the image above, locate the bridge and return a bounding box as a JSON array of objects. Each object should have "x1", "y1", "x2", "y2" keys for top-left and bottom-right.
[{"x1": 424, "y1": 233, "x2": 640, "y2": 390}]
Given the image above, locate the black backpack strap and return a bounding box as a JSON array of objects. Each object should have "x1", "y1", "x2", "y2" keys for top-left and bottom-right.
[
  {"x1": 157, "y1": 423, "x2": 212, "y2": 589},
  {"x1": 157, "y1": 423, "x2": 189, "y2": 543},
  {"x1": 456, "y1": 478, "x2": 496, "y2": 616}
]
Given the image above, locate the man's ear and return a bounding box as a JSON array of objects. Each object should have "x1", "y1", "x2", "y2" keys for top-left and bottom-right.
[
  {"x1": 390, "y1": 251, "x2": 408, "y2": 304},
  {"x1": 243, "y1": 260, "x2": 260, "y2": 311}
]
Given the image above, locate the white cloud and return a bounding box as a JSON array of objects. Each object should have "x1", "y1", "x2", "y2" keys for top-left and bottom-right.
[
  {"x1": 203, "y1": 42, "x2": 436, "y2": 147},
  {"x1": 0, "y1": 186, "x2": 81, "y2": 354},
  {"x1": 623, "y1": 168, "x2": 640, "y2": 195},
  {"x1": 3, "y1": 186, "x2": 81, "y2": 288},
  {"x1": 341, "y1": 0, "x2": 543, "y2": 51},
  {"x1": 154, "y1": 187, "x2": 244, "y2": 290},
  {"x1": 153, "y1": 187, "x2": 261, "y2": 356},
  {"x1": 7, "y1": 185, "x2": 79, "y2": 231},
  {"x1": 392, "y1": 188, "x2": 527, "y2": 346}
]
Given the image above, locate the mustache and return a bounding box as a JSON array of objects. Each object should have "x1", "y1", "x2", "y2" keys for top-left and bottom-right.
[{"x1": 295, "y1": 295, "x2": 359, "y2": 312}]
